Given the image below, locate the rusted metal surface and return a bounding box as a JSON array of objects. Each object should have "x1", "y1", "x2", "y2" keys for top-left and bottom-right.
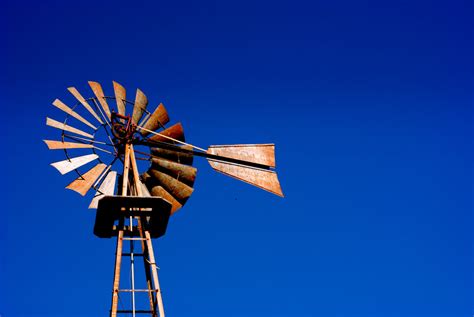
[
  {"x1": 132, "y1": 89, "x2": 148, "y2": 124},
  {"x1": 148, "y1": 169, "x2": 194, "y2": 202},
  {"x1": 43, "y1": 139, "x2": 94, "y2": 150},
  {"x1": 208, "y1": 144, "x2": 276, "y2": 168},
  {"x1": 151, "y1": 157, "x2": 197, "y2": 186},
  {"x1": 149, "y1": 123, "x2": 184, "y2": 143},
  {"x1": 89, "y1": 170, "x2": 117, "y2": 209},
  {"x1": 51, "y1": 154, "x2": 98, "y2": 175},
  {"x1": 140, "y1": 103, "x2": 170, "y2": 135},
  {"x1": 149, "y1": 185, "x2": 183, "y2": 214},
  {"x1": 67, "y1": 87, "x2": 104, "y2": 124},
  {"x1": 66, "y1": 163, "x2": 107, "y2": 196},
  {"x1": 88, "y1": 81, "x2": 112, "y2": 120},
  {"x1": 52, "y1": 99, "x2": 97, "y2": 130},
  {"x1": 46, "y1": 117, "x2": 94, "y2": 138},
  {"x1": 112, "y1": 81, "x2": 126, "y2": 117},
  {"x1": 150, "y1": 145, "x2": 193, "y2": 165},
  {"x1": 208, "y1": 160, "x2": 284, "y2": 197}
]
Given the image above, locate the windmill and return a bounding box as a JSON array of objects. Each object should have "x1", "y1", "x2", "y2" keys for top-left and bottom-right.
[{"x1": 44, "y1": 81, "x2": 284, "y2": 316}]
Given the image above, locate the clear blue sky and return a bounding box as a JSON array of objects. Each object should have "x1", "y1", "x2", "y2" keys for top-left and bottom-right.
[{"x1": 1, "y1": 0, "x2": 472, "y2": 316}]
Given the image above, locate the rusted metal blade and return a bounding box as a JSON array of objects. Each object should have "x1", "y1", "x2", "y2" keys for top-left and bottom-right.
[
  {"x1": 88, "y1": 81, "x2": 112, "y2": 120},
  {"x1": 149, "y1": 185, "x2": 183, "y2": 215},
  {"x1": 150, "y1": 145, "x2": 194, "y2": 165},
  {"x1": 52, "y1": 99, "x2": 97, "y2": 130},
  {"x1": 148, "y1": 169, "x2": 194, "y2": 202},
  {"x1": 89, "y1": 171, "x2": 117, "y2": 208},
  {"x1": 140, "y1": 103, "x2": 170, "y2": 136},
  {"x1": 67, "y1": 87, "x2": 104, "y2": 124},
  {"x1": 208, "y1": 144, "x2": 276, "y2": 168},
  {"x1": 66, "y1": 163, "x2": 107, "y2": 196},
  {"x1": 43, "y1": 140, "x2": 94, "y2": 150},
  {"x1": 132, "y1": 88, "x2": 148, "y2": 124},
  {"x1": 208, "y1": 160, "x2": 284, "y2": 197},
  {"x1": 46, "y1": 117, "x2": 94, "y2": 138},
  {"x1": 112, "y1": 81, "x2": 126, "y2": 117},
  {"x1": 151, "y1": 157, "x2": 197, "y2": 186},
  {"x1": 148, "y1": 123, "x2": 184, "y2": 143},
  {"x1": 51, "y1": 154, "x2": 98, "y2": 175}
]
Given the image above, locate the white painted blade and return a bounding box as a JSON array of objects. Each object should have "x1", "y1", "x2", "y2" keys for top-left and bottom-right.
[
  {"x1": 68, "y1": 87, "x2": 104, "y2": 124},
  {"x1": 50, "y1": 154, "x2": 98, "y2": 175},
  {"x1": 89, "y1": 171, "x2": 117, "y2": 208},
  {"x1": 46, "y1": 117, "x2": 94, "y2": 138},
  {"x1": 52, "y1": 99, "x2": 97, "y2": 130},
  {"x1": 43, "y1": 140, "x2": 94, "y2": 150}
]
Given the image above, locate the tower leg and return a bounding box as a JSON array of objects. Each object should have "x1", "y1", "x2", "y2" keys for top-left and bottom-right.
[
  {"x1": 110, "y1": 230, "x2": 124, "y2": 317},
  {"x1": 109, "y1": 226, "x2": 166, "y2": 316},
  {"x1": 145, "y1": 230, "x2": 166, "y2": 317},
  {"x1": 138, "y1": 219, "x2": 158, "y2": 317}
]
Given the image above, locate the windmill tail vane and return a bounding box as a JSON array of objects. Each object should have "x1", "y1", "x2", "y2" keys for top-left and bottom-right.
[{"x1": 43, "y1": 80, "x2": 284, "y2": 316}]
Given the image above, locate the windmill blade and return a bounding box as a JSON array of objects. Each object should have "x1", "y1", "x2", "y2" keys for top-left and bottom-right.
[
  {"x1": 46, "y1": 117, "x2": 94, "y2": 138},
  {"x1": 113, "y1": 81, "x2": 126, "y2": 117},
  {"x1": 51, "y1": 154, "x2": 98, "y2": 175},
  {"x1": 43, "y1": 140, "x2": 94, "y2": 150},
  {"x1": 66, "y1": 163, "x2": 107, "y2": 196},
  {"x1": 149, "y1": 185, "x2": 183, "y2": 215},
  {"x1": 148, "y1": 123, "x2": 184, "y2": 143},
  {"x1": 52, "y1": 99, "x2": 97, "y2": 130},
  {"x1": 140, "y1": 103, "x2": 170, "y2": 136},
  {"x1": 68, "y1": 87, "x2": 104, "y2": 124},
  {"x1": 89, "y1": 171, "x2": 117, "y2": 208},
  {"x1": 208, "y1": 144, "x2": 276, "y2": 168},
  {"x1": 132, "y1": 89, "x2": 148, "y2": 124},
  {"x1": 139, "y1": 180, "x2": 152, "y2": 197},
  {"x1": 150, "y1": 145, "x2": 194, "y2": 165},
  {"x1": 151, "y1": 157, "x2": 197, "y2": 186},
  {"x1": 88, "y1": 81, "x2": 112, "y2": 120},
  {"x1": 148, "y1": 169, "x2": 194, "y2": 202},
  {"x1": 208, "y1": 160, "x2": 284, "y2": 197}
]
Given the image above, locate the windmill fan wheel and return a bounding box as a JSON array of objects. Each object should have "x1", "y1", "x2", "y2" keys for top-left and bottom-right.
[{"x1": 44, "y1": 81, "x2": 195, "y2": 214}]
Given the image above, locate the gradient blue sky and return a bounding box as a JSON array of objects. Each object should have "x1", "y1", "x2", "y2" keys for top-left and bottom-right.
[{"x1": 2, "y1": 0, "x2": 473, "y2": 316}]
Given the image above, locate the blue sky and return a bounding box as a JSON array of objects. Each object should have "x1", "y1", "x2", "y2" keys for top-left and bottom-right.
[{"x1": 1, "y1": 0, "x2": 472, "y2": 316}]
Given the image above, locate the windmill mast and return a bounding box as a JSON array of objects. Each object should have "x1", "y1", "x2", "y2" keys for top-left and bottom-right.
[
  {"x1": 44, "y1": 80, "x2": 284, "y2": 317},
  {"x1": 107, "y1": 143, "x2": 167, "y2": 316}
]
